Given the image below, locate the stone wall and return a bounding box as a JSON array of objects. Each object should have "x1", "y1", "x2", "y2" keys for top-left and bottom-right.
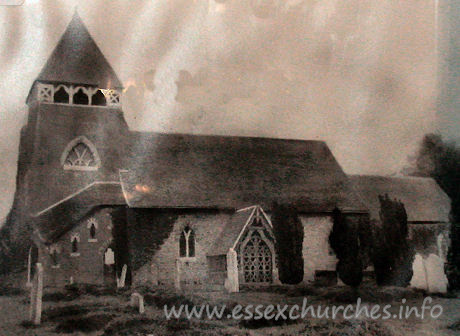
[
  {"x1": 40, "y1": 207, "x2": 114, "y2": 287},
  {"x1": 299, "y1": 215, "x2": 338, "y2": 282},
  {"x1": 133, "y1": 211, "x2": 231, "y2": 287}
]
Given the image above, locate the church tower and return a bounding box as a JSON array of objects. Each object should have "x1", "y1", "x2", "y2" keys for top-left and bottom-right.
[{"x1": 20, "y1": 12, "x2": 129, "y2": 219}]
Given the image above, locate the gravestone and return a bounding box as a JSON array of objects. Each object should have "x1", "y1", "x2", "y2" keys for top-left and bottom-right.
[
  {"x1": 130, "y1": 292, "x2": 145, "y2": 314},
  {"x1": 410, "y1": 254, "x2": 427, "y2": 290},
  {"x1": 175, "y1": 259, "x2": 181, "y2": 291},
  {"x1": 26, "y1": 247, "x2": 32, "y2": 288},
  {"x1": 117, "y1": 264, "x2": 127, "y2": 288},
  {"x1": 225, "y1": 248, "x2": 239, "y2": 293},
  {"x1": 410, "y1": 253, "x2": 448, "y2": 293},
  {"x1": 29, "y1": 263, "x2": 43, "y2": 325},
  {"x1": 425, "y1": 253, "x2": 448, "y2": 293}
]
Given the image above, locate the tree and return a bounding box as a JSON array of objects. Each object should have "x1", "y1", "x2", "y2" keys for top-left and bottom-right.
[
  {"x1": 271, "y1": 203, "x2": 304, "y2": 284},
  {"x1": 329, "y1": 208, "x2": 363, "y2": 288},
  {"x1": 372, "y1": 195, "x2": 414, "y2": 286},
  {"x1": 406, "y1": 134, "x2": 460, "y2": 289}
]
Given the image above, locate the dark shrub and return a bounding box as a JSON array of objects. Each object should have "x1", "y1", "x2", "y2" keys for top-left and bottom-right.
[
  {"x1": 271, "y1": 203, "x2": 304, "y2": 284},
  {"x1": 329, "y1": 208, "x2": 363, "y2": 288},
  {"x1": 405, "y1": 134, "x2": 460, "y2": 289},
  {"x1": 372, "y1": 195, "x2": 414, "y2": 286}
]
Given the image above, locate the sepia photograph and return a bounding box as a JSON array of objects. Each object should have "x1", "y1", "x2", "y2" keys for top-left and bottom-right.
[{"x1": 0, "y1": 1, "x2": 458, "y2": 335}]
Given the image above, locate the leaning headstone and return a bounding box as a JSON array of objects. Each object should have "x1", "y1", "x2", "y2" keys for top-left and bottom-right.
[
  {"x1": 130, "y1": 292, "x2": 145, "y2": 314},
  {"x1": 425, "y1": 253, "x2": 448, "y2": 293},
  {"x1": 26, "y1": 247, "x2": 32, "y2": 288},
  {"x1": 225, "y1": 248, "x2": 239, "y2": 293},
  {"x1": 410, "y1": 254, "x2": 428, "y2": 290},
  {"x1": 29, "y1": 263, "x2": 43, "y2": 325},
  {"x1": 117, "y1": 264, "x2": 127, "y2": 288}
]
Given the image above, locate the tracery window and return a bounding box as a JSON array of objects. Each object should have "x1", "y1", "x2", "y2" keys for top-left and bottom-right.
[
  {"x1": 61, "y1": 136, "x2": 101, "y2": 171},
  {"x1": 179, "y1": 226, "x2": 195, "y2": 258},
  {"x1": 241, "y1": 231, "x2": 272, "y2": 283}
]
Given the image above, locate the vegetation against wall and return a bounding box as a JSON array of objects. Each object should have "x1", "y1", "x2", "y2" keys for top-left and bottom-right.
[
  {"x1": 126, "y1": 208, "x2": 177, "y2": 272},
  {"x1": 271, "y1": 203, "x2": 304, "y2": 284},
  {"x1": 405, "y1": 134, "x2": 460, "y2": 289},
  {"x1": 372, "y1": 195, "x2": 414, "y2": 287},
  {"x1": 329, "y1": 208, "x2": 364, "y2": 288}
]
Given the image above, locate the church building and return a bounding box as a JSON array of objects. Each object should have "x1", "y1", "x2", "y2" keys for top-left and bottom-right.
[{"x1": 7, "y1": 13, "x2": 450, "y2": 291}]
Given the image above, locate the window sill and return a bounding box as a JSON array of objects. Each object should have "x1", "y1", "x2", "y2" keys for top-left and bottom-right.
[
  {"x1": 88, "y1": 239, "x2": 98, "y2": 243},
  {"x1": 179, "y1": 257, "x2": 197, "y2": 262},
  {"x1": 51, "y1": 265, "x2": 60, "y2": 269},
  {"x1": 70, "y1": 253, "x2": 80, "y2": 257}
]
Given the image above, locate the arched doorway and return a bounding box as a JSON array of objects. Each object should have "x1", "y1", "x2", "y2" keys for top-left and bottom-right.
[{"x1": 241, "y1": 231, "x2": 273, "y2": 283}]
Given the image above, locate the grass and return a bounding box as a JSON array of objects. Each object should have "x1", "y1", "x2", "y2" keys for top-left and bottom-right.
[
  {"x1": 0, "y1": 286, "x2": 25, "y2": 296},
  {"x1": 6, "y1": 283, "x2": 458, "y2": 336},
  {"x1": 55, "y1": 313, "x2": 115, "y2": 333},
  {"x1": 102, "y1": 316, "x2": 156, "y2": 336}
]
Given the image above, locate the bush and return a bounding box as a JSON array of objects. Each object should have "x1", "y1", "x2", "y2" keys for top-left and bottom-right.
[
  {"x1": 372, "y1": 195, "x2": 414, "y2": 286},
  {"x1": 406, "y1": 134, "x2": 460, "y2": 289},
  {"x1": 271, "y1": 203, "x2": 304, "y2": 284},
  {"x1": 329, "y1": 208, "x2": 363, "y2": 288}
]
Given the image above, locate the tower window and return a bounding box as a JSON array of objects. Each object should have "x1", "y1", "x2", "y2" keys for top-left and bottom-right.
[
  {"x1": 179, "y1": 226, "x2": 195, "y2": 258},
  {"x1": 61, "y1": 136, "x2": 101, "y2": 171},
  {"x1": 92, "y1": 90, "x2": 107, "y2": 106},
  {"x1": 54, "y1": 86, "x2": 69, "y2": 104},
  {"x1": 73, "y1": 88, "x2": 89, "y2": 105}
]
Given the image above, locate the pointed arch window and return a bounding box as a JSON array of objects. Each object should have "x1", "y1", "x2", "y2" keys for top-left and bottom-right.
[
  {"x1": 70, "y1": 233, "x2": 80, "y2": 257},
  {"x1": 50, "y1": 245, "x2": 60, "y2": 268},
  {"x1": 87, "y1": 218, "x2": 98, "y2": 242},
  {"x1": 179, "y1": 226, "x2": 195, "y2": 258},
  {"x1": 91, "y1": 90, "x2": 107, "y2": 106},
  {"x1": 61, "y1": 136, "x2": 101, "y2": 171},
  {"x1": 54, "y1": 86, "x2": 70, "y2": 104},
  {"x1": 73, "y1": 88, "x2": 89, "y2": 105}
]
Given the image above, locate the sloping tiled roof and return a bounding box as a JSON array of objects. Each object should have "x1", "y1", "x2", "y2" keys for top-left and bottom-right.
[
  {"x1": 208, "y1": 206, "x2": 256, "y2": 256},
  {"x1": 350, "y1": 175, "x2": 451, "y2": 223},
  {"x1": 121, "y1": 132, "x2": 366, "y2": 213},
  {"x1": 36, "y1": 12, "x2": 122, "y2": 88},
  {"x1": 32, "y1": 182, "x2": 126, "y2": 243}
]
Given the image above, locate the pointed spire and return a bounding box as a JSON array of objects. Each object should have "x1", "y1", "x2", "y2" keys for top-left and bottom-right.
[{"x1": 36, "y1": 12, "x2": 122, "y2": 89}]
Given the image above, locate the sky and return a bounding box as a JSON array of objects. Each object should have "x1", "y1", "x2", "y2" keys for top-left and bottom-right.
[{"x1": 0, "y1": 0, "x2": 456, "y2": 220}]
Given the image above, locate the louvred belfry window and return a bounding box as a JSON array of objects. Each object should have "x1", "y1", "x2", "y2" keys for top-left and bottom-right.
[{"x1": 61, "y1": 136, "x2": 101, "y2": 171}]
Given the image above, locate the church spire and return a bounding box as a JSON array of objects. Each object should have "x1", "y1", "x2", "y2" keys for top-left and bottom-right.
[
  {"x1": 28, "y1": 12, "x2": 123, "y2": 107},
  {"x1": 36, "y1": 12, "x2": 122, "y2": 89}
]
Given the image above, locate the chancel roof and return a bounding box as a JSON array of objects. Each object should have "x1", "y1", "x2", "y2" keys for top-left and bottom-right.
[{"x1": 350, "y1": 175, "x2": 451, "y2": 223}]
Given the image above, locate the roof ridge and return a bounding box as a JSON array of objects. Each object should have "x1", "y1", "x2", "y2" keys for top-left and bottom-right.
[{"x1": 129, "y1": 130, "x2": 328, "y2": 144}]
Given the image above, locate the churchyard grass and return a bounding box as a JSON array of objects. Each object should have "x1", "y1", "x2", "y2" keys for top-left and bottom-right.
[{"x1": 0, "y1": 282, "x2": 458, "y2": 335}]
